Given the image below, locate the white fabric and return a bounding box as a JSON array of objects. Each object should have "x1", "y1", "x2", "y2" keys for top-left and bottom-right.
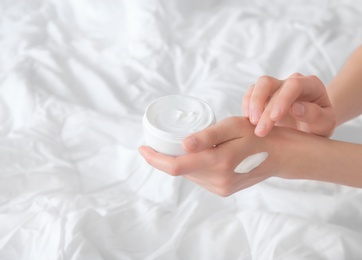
[{"x1": 1, "y1": 0, "x2": 362, "y2": 259}]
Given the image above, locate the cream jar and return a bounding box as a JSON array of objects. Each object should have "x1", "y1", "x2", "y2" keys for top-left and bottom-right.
[{"x1": 143, "y1": 95, "x2": 216, "y2": 156}]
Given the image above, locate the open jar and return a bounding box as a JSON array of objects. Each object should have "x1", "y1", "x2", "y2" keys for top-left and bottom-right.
[{"x1": 143, "y1": 95, "x2": 216, "y2": 156}]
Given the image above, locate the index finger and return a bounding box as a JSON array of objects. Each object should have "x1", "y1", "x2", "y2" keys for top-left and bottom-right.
[
  {"x1": 182, "y1": 117, "x2": 252, "y2": 153},
  {"x1": 269, "y1": 74, "x2": 329, "y2": 121}
]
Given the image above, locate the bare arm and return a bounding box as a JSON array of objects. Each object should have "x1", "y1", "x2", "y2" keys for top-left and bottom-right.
[
  {"x1": 270, "y1": 124, "x2": 362, "y2": 187},
  {"x1": 139, "y1": 117, "x2": 362, "y2": 196},
  {"x1": 328, "y1": 45, "x2": 362, "y2": 126},
  {"x1": 243, "y1": 44, "x2": 362, "y2": 137}
]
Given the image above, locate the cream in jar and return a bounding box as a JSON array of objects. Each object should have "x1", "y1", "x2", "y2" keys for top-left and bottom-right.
[{"x1": 143, "y1": 95, "x2": 216, "y2": 156}]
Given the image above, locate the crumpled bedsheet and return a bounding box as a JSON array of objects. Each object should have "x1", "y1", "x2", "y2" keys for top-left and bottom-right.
[{"x1": 1, "y1": 0, "x2": 362, "y2": 259}]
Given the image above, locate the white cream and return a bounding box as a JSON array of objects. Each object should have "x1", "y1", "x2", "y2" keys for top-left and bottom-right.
[
  {"x1": 234, "y1": 152, "x2": 268, "y2": 174},
  {"x1": 143, "y1": 95, "x2": 216, "y2": 156}
]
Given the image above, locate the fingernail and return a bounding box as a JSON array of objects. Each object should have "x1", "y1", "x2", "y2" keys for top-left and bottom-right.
[
  {"x1": 292, "y1": 102, "x2": 305, "y2": 116},
  {"x1": 183, "y1": 136, "x2": 198, "y2": 151}
]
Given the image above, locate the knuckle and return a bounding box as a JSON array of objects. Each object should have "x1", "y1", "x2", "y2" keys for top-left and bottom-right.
[
  {"x1": 256, "y1": 75, "x2": 274, "y2": 87},
  {"x1": 307, "y1": 75, "x2": 323, "y2": 86},
  {"x1": 307, "y1": 74, "x2": 320, "y2": 81},
  {"x1": 289, "y1": 72, "x2": 303, "y2": 78},
  {"x1": 285, "y1": 76, "x2": 301, "y2": 87},
  {"x1": 284, "y1": 77, "x2": 303, "y2": 92}
]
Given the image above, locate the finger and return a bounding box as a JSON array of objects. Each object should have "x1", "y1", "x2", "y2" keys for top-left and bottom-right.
[
  {"x1": 291, "y1": 101, "x2": 332, "y2": 122},
  {"x1": 183, "y1": 116, "x2": 250, "y2": 153},
  {"x1": 254, "y1": 112, "x2": 275, "y2": 137},
  {"x1": 249, "y1": 76, "x2": 282, "y2": 125},
  {"x1": 253, "y1": 87, "x2": 285, "y2": 137},
  {"x1": 139, "y1": 145, "x2": 214, "y2": 176},
  {"x1": 254, "y1": 74, "x2": 327, "y2": 136},
  {"x1": 269, "y1": 75, "x2": 326, "y2": 121},
  {"x1": 242, "y1": 84, "x2": 254, "y2": 118},
  {"x1": 290, "y1": 102, "x2": 335, "y2": 137}
]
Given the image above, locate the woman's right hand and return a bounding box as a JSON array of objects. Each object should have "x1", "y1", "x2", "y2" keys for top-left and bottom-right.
[{"x1": 243, "y1": 73, "x2": 336, "y2": 137}]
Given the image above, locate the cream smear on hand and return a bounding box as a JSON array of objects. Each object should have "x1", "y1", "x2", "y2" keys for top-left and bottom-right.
[
  {"x1": 234, "y1": 152, "x2": 269, "y2": 174},
  {"x1": 143, "y1": 95, "x2": 216, "y2": 156}
]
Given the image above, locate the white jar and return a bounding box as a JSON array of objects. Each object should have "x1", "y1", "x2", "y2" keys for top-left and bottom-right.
[{"x1": 143, "y1": 95, "x2": 216, "y2": 156}]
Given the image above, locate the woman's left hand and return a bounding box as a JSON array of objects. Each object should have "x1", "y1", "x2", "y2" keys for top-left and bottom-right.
[{"x1": 139, "y1": 117, "x2": 291, "y2": 196}]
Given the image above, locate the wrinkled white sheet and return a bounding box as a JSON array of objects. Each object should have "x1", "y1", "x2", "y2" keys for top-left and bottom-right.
[{"x1": 1, "y1": 0, "x2": 362, "y2": 259}]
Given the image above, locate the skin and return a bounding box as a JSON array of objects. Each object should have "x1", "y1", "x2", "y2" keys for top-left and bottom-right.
[
  {"x1": 139, "y1": 117, "x2": 362, "y2": 197},
  {"x1": 244, "y1": 44, "x2": 362, "y2": 137},
  {"x1": 327, "y1": 45, "x2": 362, "y2": 125},
  {"x1": 139, "y1": 45, "x2": 362, "y2": 196},
  {"x1": 243, "y1": 73, "x2": 336, "y2": 137}
]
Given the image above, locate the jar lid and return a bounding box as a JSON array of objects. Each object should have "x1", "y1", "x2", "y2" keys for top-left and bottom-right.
[{"x1": 143, "y1": 95, "x2": 216, "y2": 141}]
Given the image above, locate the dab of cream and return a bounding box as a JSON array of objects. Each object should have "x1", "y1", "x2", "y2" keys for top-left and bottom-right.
[{"x1": 234, "y1": 152, "x2": 268, "y2": 174}]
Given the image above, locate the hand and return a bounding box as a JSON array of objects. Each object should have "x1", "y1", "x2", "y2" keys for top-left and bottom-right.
[
  {"x1": 139, "y1": 117, "x2": 325, "y2": 196},
  {"x1": 139, "y1": 117, "x2": 271, "y2": 196},
  {"x1": 243, "y1": 73, "x2": 336, "y2": 137}
]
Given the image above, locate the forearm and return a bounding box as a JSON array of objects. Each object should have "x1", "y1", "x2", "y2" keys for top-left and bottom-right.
[
  {"x1": 327, "y1": 45, "x2": 362, "y2": 126},
  {"x1": 275, "y1": 128, "x2": 362, "y2": 188}
]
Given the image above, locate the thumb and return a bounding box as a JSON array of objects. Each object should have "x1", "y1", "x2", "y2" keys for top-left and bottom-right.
[{"x1": 290, "y1": 102, "x2": 323, "y2": 123}]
